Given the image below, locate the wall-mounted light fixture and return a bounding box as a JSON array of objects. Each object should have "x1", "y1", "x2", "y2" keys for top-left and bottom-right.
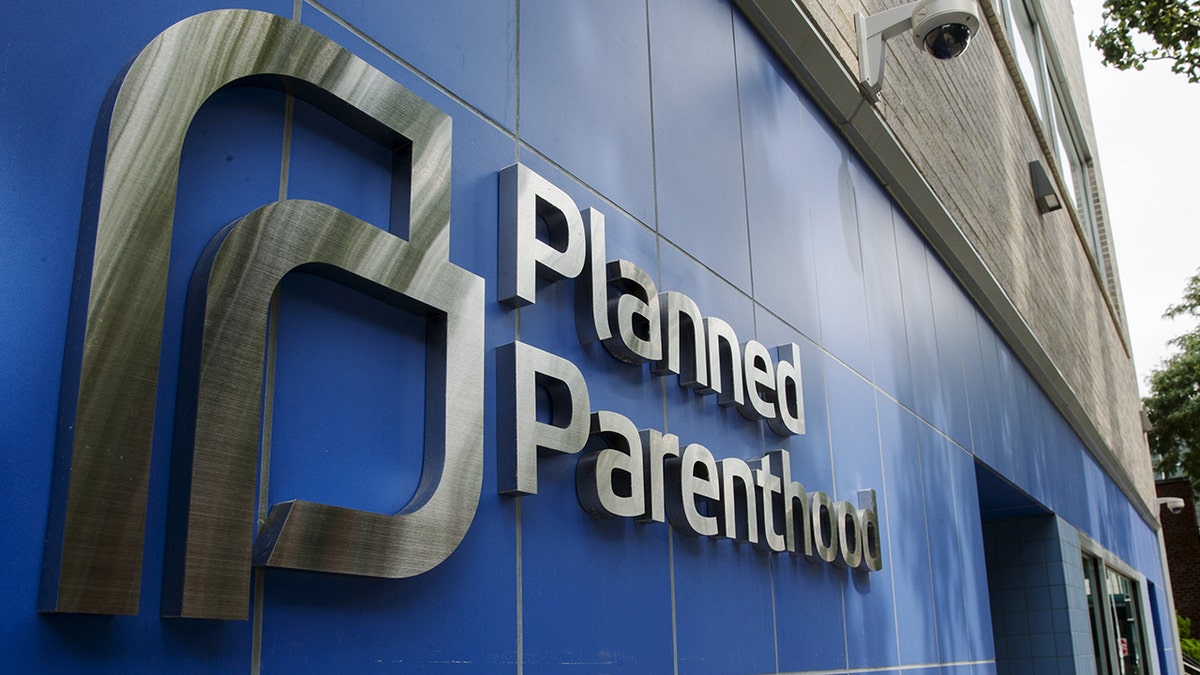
[
  {"x1": 856, "y1": 0, "x2": 981, "y2": 100},
  {"x1": 1028, "y1": 160, "x2": 1062, "y2": 214}
]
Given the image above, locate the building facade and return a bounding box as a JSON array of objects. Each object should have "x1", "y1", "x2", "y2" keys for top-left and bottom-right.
[
  {"x1": 1158, "y1": 478, "x2": 1200, "y2": 629},
  {"x1": 0, "y1": 0, "x2": 1179, "y2": 672}
]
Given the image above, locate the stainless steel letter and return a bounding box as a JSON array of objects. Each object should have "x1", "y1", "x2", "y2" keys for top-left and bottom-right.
[
  {"x1": 653, "y1": 291, "x2": 709, "y2": 389},
  {"x1": 766, "y1": 450, "x2": 813, "y2": 559},
  {"x1": 833, "y1": 500, "x2": 863, "y2": 569},
  {"x1": 699, "y1": 317, "x2": 744, "y2": 408},
  {"x1": 810, "y1": 491, "x2": 838, "y2": 564},
  {"x1": 497, "y1": 341, "x2": 592, "y2": 495},
  {"x1": 498, "y1": 164, "x2": 586, "y2": 307},
  {"x1": 638, "y1": 429, "x2": 680, "y2": 524},
  {"x1": 575, "y1": 208, "x2": 612, "y2": 344},
  {"x1": 577, "y1": 411, "x2": 646, "y2": 518},
  {"x1": 170, "y1": 200, "x2": 483, "y2": 619},
  {"x1": 666, "y1": 443, "x2": 721, "y2": 537},
  {"x1": 753, "y1": 455, "x2": 787, "y2": 553},
  {"x1": 42, "y1": 9, "x2": 455, "y2": 616},
  {"x1": 858, "y1": 489, "x2": 883, "y2": 572},
  {"x1": 602, "y1": 260, "x2": 662, "y2": 365},
  {"x1": 768, "y1": 344, "x2": 805, "y2": 437},
  {"x1": 739, "y1": 340, "x2": 776, "y2": 421},
  {"x1": 717, "y1": 457, "x2": 758, "y2": 544}
]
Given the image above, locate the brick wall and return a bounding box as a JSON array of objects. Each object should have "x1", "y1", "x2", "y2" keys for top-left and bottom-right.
[
  {"x1": 1158, "y1": 478, "x2": 1200, "y2": 623},
  {"x1": 789, "y1": 0, "x2": 1153, "y2": 507}
]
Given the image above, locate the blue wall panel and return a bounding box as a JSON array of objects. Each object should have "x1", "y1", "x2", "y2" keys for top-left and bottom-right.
[
  {"x1": 647, "y1": 0, "x2": 752, "y2": 293},
  {"x1": 918, "y1": 424, "x2": 971, "y2": 663},
  {"x1": 927, "y1": 260, "x2": 974, "y2": 450},
  {"x1": 519, "y1": 0, "x2": 656, "y2": 227},
  {"x1": 269, "y1": 271, "x2": 426, "y2": 512},
  {"x1": 767, "y1": 339, "x2": 845, "y2": 672},
  {"x1": 877, "y1": 395, "x2": 940, "y2": 666},
  {"x1": 971, "y1": 314, "x2": 1007, "y2": 473},
  {"x1": 808, "y1": 136, "x2": 874, "y2": 380},
  {"x1": 829, "y1": 358, "x2": 899, "y2": 670},
  {"x1": 733, "y1": 12, "x2": 823, "y2": 343},
  {"x1": 960, "y1": 300, "x2": 991, "y2": 457},
  {"x1": 856, "y1": 168, "x2": 916, "y2": 410},
  {"x1": 656, "y1": 237, "x2": 779, "y2": 673},
  {"x1": 287, "y1": 96, "x2": 394, "y2": 227},
  {"x1": 503, "y1": 155, "x2": 675, "y2": 671},
  {"x1": 754, "y1": 311, "x2": 844, "y2": 673},
  {"x1": 949, "y1": 448, "x2": 995, "y2": 663},
  {"x1": 673, "y1": 538, "x2": 777, "y2": 673},
  {"x1": 306, "y1": 0, "x2": 517, "y2": 130},
  {"x1": 895, "y1": 217, "x2": 947, "y2": 434}
]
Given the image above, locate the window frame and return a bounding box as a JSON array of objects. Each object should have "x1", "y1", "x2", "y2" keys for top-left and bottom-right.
[
  {"x1": 1080, "y1": 535, "x2": 1159, "y2": 675},
  {"x1": 999, "y1": 0, "x2": 1105, "y2": 277}
]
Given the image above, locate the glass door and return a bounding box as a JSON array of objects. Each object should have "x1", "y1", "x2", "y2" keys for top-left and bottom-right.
[
  {"x1": 1084, "y1": 554, "x2": 1114, "y2": 675},
  {"x1": 1082, "y1": 554, "x2": 1151, "y2": 675},
  {"x1": 1105, "y1": 567, "x2": 1149, "y2": 675}
]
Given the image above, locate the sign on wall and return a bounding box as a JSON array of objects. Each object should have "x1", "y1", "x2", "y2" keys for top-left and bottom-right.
[{"x1": 42, "y1": 9, "x2": 881, "y2": 622}]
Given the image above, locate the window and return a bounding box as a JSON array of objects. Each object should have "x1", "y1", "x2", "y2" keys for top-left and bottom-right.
[
  {"x1": 1083, "y1": 554, "x2": 1151, "y2": 675},
  {"x1": 1106, "y1": 568, "x2": 1150, "y2": 675},
  {"x1": 1002, "y1": 0, "x2": 1105, "y2": 278},
  {"x1": 1051, "y1": 90, "x2": 1106, "y2": 281},
  {"x1": 1007, "y1": 0, "x2": 1049, "y2": 123}
]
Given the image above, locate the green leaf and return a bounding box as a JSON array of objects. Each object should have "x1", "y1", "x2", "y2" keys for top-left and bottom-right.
[
  {"x1": 1092, "y1": 0, "x2": 1200, "y2": 82},
  {"x1": 1147, "y1": 269, "x2": 1200, "y2": 497}
]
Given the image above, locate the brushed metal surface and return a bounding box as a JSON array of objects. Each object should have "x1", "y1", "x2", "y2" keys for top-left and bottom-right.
[
  {"x1": 497, "y1": 341, "x2": 592, "y2": 495},
  {"x1": 751, "y1": 455, "x2": 787, "y2": 553},
  {"x1": 665, "y1": 443, "x2": 721, "y2": 537},
  {"x1": 600, "y1": 260, "x2": 662, "y2": 365},
  {"x1": 168, "y1": 200, "x2": 483, "y2": 619},
  {"x1": 653, "y1": 290, "x2": 709, "y2": 389},
  {"x1": 716, "y1": 457, "x2": 758, "y2": 543},
  {"x1": 699, "y1": 317, "x2": 745, "y2": 408},
  {"x1": 497, "y1": 163, "x2": 586, "y2": 308},
  {"x1": 858, "y1": 489, "x2": 883, "y2": 572},
  {"x1": 768, "y1": 343, "x2": 806, "y2": 437},
  {"x1": 637, "y1": 428, "x2": 681, "y2": 524},
  {"x1": 762, "y1": 450, "x2": 813, "y2": 559},
  {"x1": 574, "y1": 208, "x2": 612, "y2": 344},
  {"x1": 739, "y1": 339, "x2": 777, "y2": 421},
  {"x1": 810, "y1": 490, "x2": 838, "y2": 564},
  {"x1": 577, "y1": 411, "x2": 646, "y2": 519},
  {"x1": 833, "y1": 500, "x2": 862, "y2": 569},
  {"x1": 43, "y1": 9, "x2": 457, "y2": 615}
]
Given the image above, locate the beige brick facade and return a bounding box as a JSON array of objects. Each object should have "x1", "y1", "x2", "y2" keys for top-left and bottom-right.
[{"x1": 743, "y1": 0, "x2": 1155, "y2": 514}]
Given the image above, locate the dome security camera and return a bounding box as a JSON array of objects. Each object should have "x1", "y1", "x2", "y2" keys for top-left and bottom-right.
[
  {"x1": 857, "y1": 0, "x2": 982, "y2": 99},
  {"x1": 912, "y1": 0, "x2": 981, "y2": 60}
]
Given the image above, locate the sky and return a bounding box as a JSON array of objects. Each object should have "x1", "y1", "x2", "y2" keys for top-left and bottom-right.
[{"x1": 1070, "y1": 0, "x2": 1200, "y2": 396}]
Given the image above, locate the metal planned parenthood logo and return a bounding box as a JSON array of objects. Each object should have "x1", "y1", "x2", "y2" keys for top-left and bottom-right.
[
  {"x1": 42, "y1": 8, "x2": 883, "y2": 622},
  {"x1": 40, "y1": 10, "x2": 483, "y2": 620}
]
